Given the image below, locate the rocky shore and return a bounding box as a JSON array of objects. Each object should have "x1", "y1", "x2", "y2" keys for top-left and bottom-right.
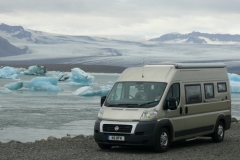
[{"x1": 0, "y1": 120, "x2": 239, "y2": 160}]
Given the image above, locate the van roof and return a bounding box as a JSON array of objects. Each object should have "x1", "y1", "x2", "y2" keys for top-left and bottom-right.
[
  {"x1": 145, "y1": 63, "x2": 226, "y2": 69},
  {"x1": 117, "y1": 63, "x2": 227, "y2": 82}
]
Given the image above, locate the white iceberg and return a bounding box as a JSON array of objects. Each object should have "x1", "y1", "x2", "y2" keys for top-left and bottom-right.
[
  {"x1": 0, "y1": 87, "x2": 12, "y2": 94},
  {"x1": 0, "y1": 66, "x2": 18, "y2": 79},
  {"x1": 69, "y1": 68, "x2": 94, "y2": 85},
  {"x1": 55, "y1": 72, "x2": 70, "y2": 81},
  {"x1": 72, "y1": 85, "x2": 112, "y2": 97},
  {"x1": 24, "y1": 65, "x2": 47, "y2": 76}
]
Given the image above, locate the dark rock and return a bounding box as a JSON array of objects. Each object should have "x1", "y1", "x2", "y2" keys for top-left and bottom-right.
[
  {"x1": 231, "y1": 117, "x2": 239, "y2": 123},
  {"x1": 0, "y1": 36, "x2": 28, "y2": 57}
]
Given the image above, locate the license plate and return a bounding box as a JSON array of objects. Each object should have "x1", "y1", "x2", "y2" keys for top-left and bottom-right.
[{"x1": 108, "y1": 136, "x2": 125, "y2": 141}]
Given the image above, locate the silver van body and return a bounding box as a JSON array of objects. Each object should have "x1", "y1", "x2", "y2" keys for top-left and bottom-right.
[{"x1": 94, "y1": 63, "x2": 231, "y2": 152}]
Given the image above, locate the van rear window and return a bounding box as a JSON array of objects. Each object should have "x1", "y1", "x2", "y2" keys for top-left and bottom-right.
[
  {"x1": 217, "y1": 82, "x2": 227, "y2": 92},
  {"x1": 185, "y1": 84, "x2": 202, "y2": 104}
]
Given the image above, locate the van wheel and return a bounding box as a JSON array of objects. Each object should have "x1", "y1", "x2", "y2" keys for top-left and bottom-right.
[
  {"x1": 154, "y1": 128, "x2": 170, "y2": 153},
  {"x1": 98, "y1": 143, "x2": 112, "y2": 149},
  {"x1": 212, "y1": 121, "x2": 224, "y2": 142}
]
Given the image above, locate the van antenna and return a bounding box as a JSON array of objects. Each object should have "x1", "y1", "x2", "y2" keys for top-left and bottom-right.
[{"x1": 142, "y1": 59, "x2": 144, "y2": 78}]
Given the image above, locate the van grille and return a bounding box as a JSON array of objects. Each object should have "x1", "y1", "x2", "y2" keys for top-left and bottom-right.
[{"x1": 103, "y1": 124, "x2": 132, "y2": 133}]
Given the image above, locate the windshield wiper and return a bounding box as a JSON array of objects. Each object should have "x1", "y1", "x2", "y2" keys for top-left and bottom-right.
[
  {"x1": 107, "y1": 103, "x2": 139, "y2": 107},
  {"x1": 139, "y1": 101, "x2": 159, "y2": 107}
]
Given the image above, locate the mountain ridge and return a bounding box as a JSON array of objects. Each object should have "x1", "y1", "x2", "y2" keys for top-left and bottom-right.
[{"x1": 149, "y1": 31, "x2": 240, "y2": 44}]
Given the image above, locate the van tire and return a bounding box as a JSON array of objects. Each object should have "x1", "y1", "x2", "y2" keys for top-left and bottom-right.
[
  {"x1": 98, "y1": 144, "x2": 112, "y2": 149},
  {"x1": 212, "y1": 121, "x2": 224, "y2": 142},
  {"x1": 154, "y1": 128, "x2": 170, "y2": 153}
]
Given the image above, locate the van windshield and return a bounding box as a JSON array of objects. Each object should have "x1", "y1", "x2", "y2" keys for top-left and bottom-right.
[{"x1": 105, "y1": 82, "x2": 167, "y2": 108}]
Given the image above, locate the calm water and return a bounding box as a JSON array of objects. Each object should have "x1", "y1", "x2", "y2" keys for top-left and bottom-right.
[{"x1": 0, "y1": 73, "x2": 240, "y2": 143}]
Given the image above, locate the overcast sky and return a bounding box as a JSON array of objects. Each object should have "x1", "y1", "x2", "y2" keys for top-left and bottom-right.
[{"x1": 1, "y1": 0, "x2": 240, "y2": 37}]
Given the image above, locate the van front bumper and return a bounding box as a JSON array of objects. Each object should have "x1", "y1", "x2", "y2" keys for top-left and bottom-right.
[{"x1": 94, "y1": 119, "x2": 158, "y2": 147}]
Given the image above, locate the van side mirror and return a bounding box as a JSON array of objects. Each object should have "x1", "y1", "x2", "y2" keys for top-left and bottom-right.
[
  {"x1": 100, "y1": 96, "x2": 106, "y2": 107},
  {"x1": 167, "y1": 97, "x2": 178, "y2": 110}
]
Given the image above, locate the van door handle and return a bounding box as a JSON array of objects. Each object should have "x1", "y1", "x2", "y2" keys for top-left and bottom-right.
[
  {"x1": 180, "y1": 107, "x2": 183, "y2": 115},
  {"x1": 185, "y1": 107, "x2": 188, "y2": 114}
]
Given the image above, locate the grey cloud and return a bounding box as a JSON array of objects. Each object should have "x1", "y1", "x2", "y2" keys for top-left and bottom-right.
[{"x1": 1, "y1": 0, "x2": 240, "y2": 15}]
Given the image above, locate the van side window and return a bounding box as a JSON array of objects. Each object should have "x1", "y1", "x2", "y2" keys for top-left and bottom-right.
[
  {"x1": 164, "y1": 83, "x2": 180, "y2": 108},
  {"x1": 204, "y1": 83, "x2": 214, "y2": 99},
  {"x1": 185, "y1": 84, "x2": 202, "y2": 104},
  {"x1": 217, "y1": 82, "x2": 227, "y2": 92}
]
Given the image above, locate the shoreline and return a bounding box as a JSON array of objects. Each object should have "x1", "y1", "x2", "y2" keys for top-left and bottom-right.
[
  {"x1": 0, "y1": 122, "x2": 239, "y2": 160},
  {"x1": 0, "y1": 64, "x2": 126, "y2": 73},
  {"x1": 0, "y1": 119, "x2": 239, "y2": 144}
]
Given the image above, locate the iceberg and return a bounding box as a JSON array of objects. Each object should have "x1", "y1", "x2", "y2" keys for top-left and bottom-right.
[
  {"x1": 23, "y1": 77, "x2": 62, "y2": 91},
  {"x1": 230, "y1": 81, "x2": 240, "y2": 93},
  {"x1": 4, "y1": 77, "x2": 62, "y2": 92},
  {"x1": 56, "y1": 72, "x2": 70, "y2": 81},
  {"x1": 228, "y1": 73, "x2": 240, "y2": 82},
  {"x1": 0, "y1": 87, "x2": 12, "y2": 94},
  {"x1": 4, "y1": 82, "x2": 23, "y2": 90},
  {"x1": 24, "y1": 65, "x2": 47, "y2": 76},
  {"x1": 69, "y1": 68, "x2": 94, "y2": 85},
  {"x1": 100, "y1": 85, "x2": 113, "y2": 96},
  {"x1": 72, "y1": 85, "x2": 112, "y2": 97},
  {"x1": 228, "y1": 73, "x2": 240, "y2": 93},
  {"x1": 0, "y1": 66, "x2": 18, "y2": 79},
  {"x1": 72, "y1": 86, "x2": 99, "y2": 96}
]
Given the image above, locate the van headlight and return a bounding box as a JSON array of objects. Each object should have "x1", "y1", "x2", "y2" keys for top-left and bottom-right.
[
  {"x1": 98, "y1": 108, "x2": 105, "y2": 118},
  {"x1": 140, "y1": 108, "x2": 158, "y2": 119}
]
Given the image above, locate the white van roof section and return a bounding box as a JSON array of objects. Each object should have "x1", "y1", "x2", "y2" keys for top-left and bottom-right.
[{"x1": 145, "y1": 63, "x2": 226, "y2": 69}]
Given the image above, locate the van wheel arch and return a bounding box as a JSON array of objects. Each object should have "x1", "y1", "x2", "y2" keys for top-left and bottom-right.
[
  {"x1": 154, "y1": 120, "x2": 174, "y2": 148},
  {"x1": 212, "y1": 120, "x2": 225, "y2": 142}
]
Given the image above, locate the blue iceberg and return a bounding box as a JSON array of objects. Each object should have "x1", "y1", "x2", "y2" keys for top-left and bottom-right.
[
  {"x1": 0, "y1": 66, "x2": 18, "y2": 79},
  {"x1": 69, "y1": 68, "x2": 94, "y2": 85},
  {"x1": 4, "y1": 82, "x2": 23, "y2": 90},
  {"x1": 5, "y1": 77, "x2": 62, "y2": 92},
  {"x1": 228, "y1": 73, "x2": 240, "y2": 93},
  {"x1": 24, "y1": 65, "x2": 47, "y2": 76}
]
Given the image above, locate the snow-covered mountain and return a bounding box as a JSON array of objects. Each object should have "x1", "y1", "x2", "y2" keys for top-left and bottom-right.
[
  {"x1": 1, "y1": 23, "x2": 240, "y2": 71},
  {"x1": 149, "y1": 31, "x2": 240, "y2": 44}
]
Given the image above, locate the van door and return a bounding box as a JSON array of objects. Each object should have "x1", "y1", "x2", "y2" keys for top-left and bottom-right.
[
  {"x1": 164, "y1": 83, "x2": 184, "y2": 140},
  {"x1": 182, "y1": 83, "x2": 214, "y2": 138}
]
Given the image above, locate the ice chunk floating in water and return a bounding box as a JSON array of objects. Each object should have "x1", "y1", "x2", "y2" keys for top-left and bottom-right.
[
  {"x1": 5, "y1": 77, "x2": 62, "y2": 92},
  {"x1": 72, "y1": 85, "x2": 112, "y2": 97},
  {"x1": 69, "y1": 68, "x2": 94, "y2": 85},
  {"x1": 0, "y1": 87, "x2": 12, "y2": 94},
  {"x1": 23, "y1": 77, "x2": 62, "y2": 91},
  {"x1": 5, "y1": 82, "x2": 23, "y2": 90},
  {"x1": 24, "y1": 65, "x2": 47, "y2": 76},
  {"x1": 228, "y1": 73, "x2": 240, "y2": 93},
  {"x1": 0, "y1": 66, "x2": 18, "y2": 79}
]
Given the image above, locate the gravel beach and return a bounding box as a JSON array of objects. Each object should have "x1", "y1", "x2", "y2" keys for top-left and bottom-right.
[{"x1": 0, "y1": 122, "x2": 239, "y2": 160}]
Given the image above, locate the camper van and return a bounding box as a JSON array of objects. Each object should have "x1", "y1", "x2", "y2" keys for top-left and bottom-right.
[{"x1": 94, "y1": 63, "x2": 231, "y2": 152}]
